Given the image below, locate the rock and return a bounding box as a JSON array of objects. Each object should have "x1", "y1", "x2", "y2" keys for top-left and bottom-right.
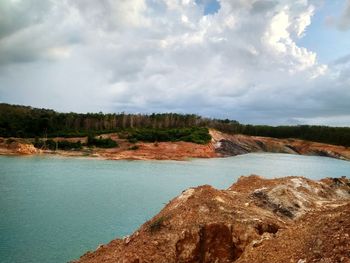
[
  {"x1": 215, "y1": 139, "x2": 250, "y2": 156},
  {"x1": 209, "y1": 129, "x2": 350, "y2": 161}
]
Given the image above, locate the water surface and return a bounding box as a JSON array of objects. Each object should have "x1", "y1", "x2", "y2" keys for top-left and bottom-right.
[{"x1": 0, "y1": 153, "x2": 349, "y2": 263}]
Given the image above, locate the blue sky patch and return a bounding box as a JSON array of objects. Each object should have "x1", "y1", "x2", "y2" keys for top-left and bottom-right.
[
  {"x1": 196, "y1": 0, "x2": 221, "y2": 15},
  {"x1": 298, "y1": 1, "x2": 350, "y2": 64}
]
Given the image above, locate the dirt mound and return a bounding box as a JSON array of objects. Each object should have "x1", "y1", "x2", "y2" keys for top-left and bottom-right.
[
  {"x1": 12, "y1": 142, "x2": 38, "y2": 154},
  {"x1": 0, "y1": 140, "x2": 39, "y2": 155},
  {"x1": 74, "y1": 175, "x2": 350, "y2": 263}
]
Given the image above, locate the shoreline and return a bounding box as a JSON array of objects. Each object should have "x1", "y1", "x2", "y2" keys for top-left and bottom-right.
[
  {"x1": 2, "y1": 150, "x2": 350, "y2": 164},
  {"x1": 1, "y1": 129, "x2": 349, "y2": 161}
]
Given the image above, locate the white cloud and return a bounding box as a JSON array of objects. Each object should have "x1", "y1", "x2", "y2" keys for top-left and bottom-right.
[{"x1": 0, "y1": 0, "x2": 349, "y2": 125}]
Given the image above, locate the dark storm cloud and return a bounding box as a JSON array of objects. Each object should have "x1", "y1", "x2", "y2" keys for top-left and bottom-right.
[
  {"x1": 0, "y1": 0, "x2": 51, "y2": 39},
  {"x1": 251, "y1": 0, "x2": 278, "y2": 14},
  {"x1": 0, "y1": 0, "x2": 84, "y2": 66}
]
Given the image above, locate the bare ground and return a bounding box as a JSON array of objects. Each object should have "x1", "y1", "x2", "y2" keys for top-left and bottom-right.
[
  {"x1": 0, "y1": 129, "x2": 349, "y2": 161},
  {"x1": 74, "y1": 175, "x2": 350, "y2": 263}
]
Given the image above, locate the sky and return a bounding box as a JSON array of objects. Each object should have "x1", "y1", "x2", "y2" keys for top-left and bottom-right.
[{"x1": 0, "y1": 0, "x2": 350, "y2": 126}]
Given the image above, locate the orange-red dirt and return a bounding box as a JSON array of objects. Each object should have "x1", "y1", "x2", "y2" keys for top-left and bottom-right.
[
  {"x1": 0, "y1": 129, "x2": 349, "y2": 161},
  {"x1": 74, "y1": 175, "x2": 350, "y2": 263}
]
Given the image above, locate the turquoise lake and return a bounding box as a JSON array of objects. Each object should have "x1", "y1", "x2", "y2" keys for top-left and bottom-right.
[{"x1": 0, "y1": 153, "x2": 349, "y2": 263}]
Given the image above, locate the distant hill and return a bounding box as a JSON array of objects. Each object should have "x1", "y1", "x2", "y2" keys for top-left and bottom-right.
[{"x1": 0, "y1": 103, "x2": 349, "y2": 147}]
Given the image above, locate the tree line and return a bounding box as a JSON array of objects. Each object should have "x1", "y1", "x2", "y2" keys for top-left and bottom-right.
[
  {"x1": 0, "y1": 103, "x2": 205, "y2": 137},
  {"x1": 1, "y1": 103, "x2": 349, "y2": 147}
]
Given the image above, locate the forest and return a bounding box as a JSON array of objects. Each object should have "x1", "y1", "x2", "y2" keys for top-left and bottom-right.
[{"x1": 1, "y1": 103, "x2": 350, "y2": 147}]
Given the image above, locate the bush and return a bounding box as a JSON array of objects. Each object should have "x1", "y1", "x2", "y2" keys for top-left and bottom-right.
[
  {"x1": 34, "y1": 139, "x2": 82, "y2": 150},
  {"x1": 34, "y1": 138, "x2": 83, "y2": 151},
  {"x1": 6, "y1": 138, "x2": 15, "y2": 144},
  {"x1": 128, "y1": 137, "x2": 138, "y2": 143},
  {"x1": 128, "y1": 145, "x2": 139, "y2": 150},
  {"x1": 57, "y1": 140, "x2": 82, "y2": 150},
  {"x1": 126, "y1": 127, "x2": 211, "y2": 144},
  {"x1": 87, "y1": 134, "x2": 118, "y2": 148}
]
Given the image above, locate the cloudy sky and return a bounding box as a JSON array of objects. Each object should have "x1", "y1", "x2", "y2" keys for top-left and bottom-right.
[{"x1": 0, "y1": 0, "x2": 350, "y2": 125}]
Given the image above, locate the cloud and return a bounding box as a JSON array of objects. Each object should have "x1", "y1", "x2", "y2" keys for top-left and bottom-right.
[
  {"x1": 0, "y1": 0, "x2": 51, "y2": 39},
  {"x1": 338, "y1": 0, "x2": 350, "y2": 30},
  {"x1": 333, "y1": 53, "x2": 350, "y2": 65},
  {"x1": 0, "y1": 0, "x2": 83, "y2": 66},
  {"x1": 0, "y1": 0, "x2": 349, "y2": 125},
  {"x1": 251, "y1": 0, "x2": 277, "y2": 14}
]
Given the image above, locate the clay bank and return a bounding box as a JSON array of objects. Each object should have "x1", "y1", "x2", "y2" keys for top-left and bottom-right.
[
  {"x1": 0, "y1": 129, "x2": 350, "y2": 161},
  {"x1": 74, "y1": 175, "x2": 350, "y2": 263}
]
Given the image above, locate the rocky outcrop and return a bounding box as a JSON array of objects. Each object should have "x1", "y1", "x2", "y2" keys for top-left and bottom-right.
[
  {"x1": 210, "y1": 129, "x2": 350, "y2": 161},
  {"x1": 74, "y1": 175, "x2": 350, "y2": 263}
]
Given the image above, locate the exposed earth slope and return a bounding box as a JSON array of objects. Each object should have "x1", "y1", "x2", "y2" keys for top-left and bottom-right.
[
  {"x1": 0, "y1": 129, "x2": 349, "y2": 160},
  {"x1": 74, "y1": 175, "x2": 350, "y2": 263},
  {"x1": 211, "y1": 130, "x2": 350, "y2": 161}
]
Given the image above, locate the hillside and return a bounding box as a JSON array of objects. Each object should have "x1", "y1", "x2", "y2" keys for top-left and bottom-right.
[
  {"x1": 1, "y1": 129, "x2": 350, "y2": 161},
  {"x1": 74, "y1": 175, "x2": 350, "y2": 263},
  {"x1": 1, "y1": 103, "x2": 350, "y2": 147},
  {"x1": 210, "y1": 130, "x2": 350, "y2": 161}
]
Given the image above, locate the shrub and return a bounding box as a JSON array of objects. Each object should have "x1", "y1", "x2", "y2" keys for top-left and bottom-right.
[
  {"x1": 149, "y1": 217, "x2": 165, "y2": 233},
  {"x1": 128, "y1": 137, "x2": 138, "y2": 143},
  {"x1": 6, "y1": 138, "x2": 15, "y2": 144},
  {"x1": 126, "y1": 127, "x2": 211, "y2": 144},
  {"x1": 87, "y1": 134, "x2": 118, "y2": 148},
  {"x1": 57, "y1": 140, "x2": 82, "y2": 150},
  {"x1": 128, "y1": 145, "x2": 139, "y2": 150},
  {"x1": 34, "y1": 139, "x2": 82, "y2": 150}
]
